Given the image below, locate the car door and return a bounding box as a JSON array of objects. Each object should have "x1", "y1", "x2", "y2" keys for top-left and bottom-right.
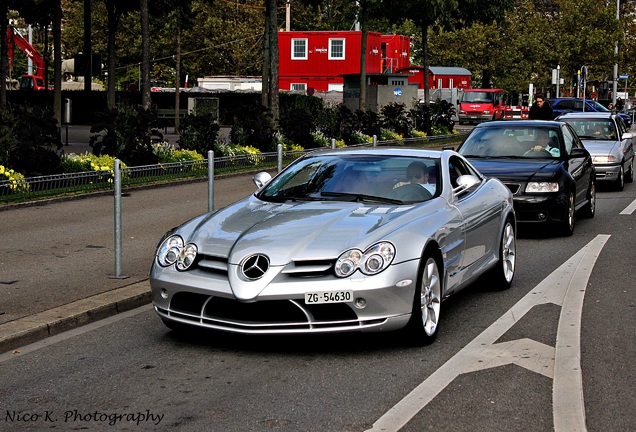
[
  {"x1": 562, "y1": 124, "x2": 593, "y2": 207},
  {"x1": 447, "y1": 155, "x2": 501, "y2": 281},
  {"x1": 616, "y1": 117, "x2": 635, "y2": 164}
]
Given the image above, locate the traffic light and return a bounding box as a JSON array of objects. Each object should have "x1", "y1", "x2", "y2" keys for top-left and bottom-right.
[{"x1": 572, "y1": 73, "x2": 578, "y2": 87}]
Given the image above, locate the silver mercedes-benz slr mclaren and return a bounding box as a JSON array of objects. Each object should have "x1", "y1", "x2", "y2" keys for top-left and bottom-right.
[{"x1": 150, "y1": 147, "x2": 517, "y2": 345}]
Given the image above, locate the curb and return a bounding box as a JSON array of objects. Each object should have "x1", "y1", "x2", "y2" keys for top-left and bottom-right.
[{"x1": 0, "y1": 280, "x2": 152, "y2": 354}]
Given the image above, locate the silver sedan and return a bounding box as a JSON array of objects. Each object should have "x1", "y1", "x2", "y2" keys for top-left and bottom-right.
[
  {"x1": 557, "y1": 112, "x2": 635, "y2": 191},
  {"x1": 150, "y1": 148, "x2": 516, "y2": 345}
]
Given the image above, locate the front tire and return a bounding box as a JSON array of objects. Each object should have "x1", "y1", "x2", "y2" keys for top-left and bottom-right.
[
  {"x1": 406, "y1": 255, "x2": 442, "y2": 346},
  {"x1": 614, "y1": 166, "x2": 625, "y2": 191},
  {"x1": 557, "y1": 191, "x2": 575, "y2": 237},
  {"x1": 625, "y1": 159, "x2": 634, "y2": 183},
  {"x1": 580, "y1": 179, "x2": 596, "y2": 219}
]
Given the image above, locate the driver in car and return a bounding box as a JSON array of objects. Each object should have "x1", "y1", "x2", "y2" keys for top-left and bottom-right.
[
  {"x1": 528, "y1": 129, "x2": 560, "y2": 157},
  {"x1": 394, "y1": 162, "x2": 436, "y2": 194}
]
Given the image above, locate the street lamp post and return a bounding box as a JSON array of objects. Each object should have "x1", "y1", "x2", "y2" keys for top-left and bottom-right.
[{"x1": 613, "y1": 0, "x2": 619, "y2": 106}]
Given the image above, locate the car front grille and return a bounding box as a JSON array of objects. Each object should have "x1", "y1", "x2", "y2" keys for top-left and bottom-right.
[
  {"x1": 197, "y1": 254, "x2": 335, "y2": 278},
  {"x1": 158, "y1": 292, "x2": 385, "y2": 333}
]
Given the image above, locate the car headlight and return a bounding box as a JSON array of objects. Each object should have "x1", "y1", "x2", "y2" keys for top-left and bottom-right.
[
  {"x1": 157, "y1": 235, "x2": 198, "y2": 270},
  {"x1": 483, "y1": 110, "x2": 491, "y2": 114},
  {"x1": 592, "y1": 155, "x2": 617, "y2": 163},
  {"x1": 525, "y1": 182, "x2": 559, "y2": 193},
  {"x1": 335, "y1": 242, "x2": 395, "y2": 277}
]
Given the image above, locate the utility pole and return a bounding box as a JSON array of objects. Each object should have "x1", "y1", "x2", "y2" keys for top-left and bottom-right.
[{"x1": 613, "y1": 0, "x2": 619, "y2": 105}]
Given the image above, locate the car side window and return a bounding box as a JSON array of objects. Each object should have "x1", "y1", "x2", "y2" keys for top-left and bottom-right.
[
  {"x1": 448, "y1": 156, "x2": 480, "y2": 193},
  {"x1": 561, "y1": 126, "x2": 575, "y2": 154},
  {"x1": 616, "y1": 117, "x2": 626, "y2": 137}
]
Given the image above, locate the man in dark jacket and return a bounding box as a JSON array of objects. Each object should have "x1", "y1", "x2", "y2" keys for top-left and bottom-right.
[{"x1": 529, "y1": 94, "x2": 555, "y2": 120}]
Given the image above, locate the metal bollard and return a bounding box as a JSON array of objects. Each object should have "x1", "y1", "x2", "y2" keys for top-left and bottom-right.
[
  {"x1": 111, "y1": 159, "x2": 128, "y2": 279},
  {"x1": 332, "y1": 138, "x2": 336, "y2": 149},
  {"x1": 373, "y1": 135, "x2": 377, "y2": 147},
  {"x1": 278, "y1": 144, "x2": 283, "y2": 173},
  {"x1": 208, "y1": 150, "x2": 215, "y2": 212}
]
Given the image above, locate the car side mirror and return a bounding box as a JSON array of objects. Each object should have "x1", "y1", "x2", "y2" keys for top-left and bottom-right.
[
  {"x1": 453, "y1": 174, "x2": 480, "y2": 194},
  {"x1": 442, "y1": 145, "x2": 455, "y2": 150},
  {"x1": 253, "y1": 172, "x2": 272, "y2": 189},
  {"x1": 569, "y1": 147, "x2": 588, "y2": 159},
  {"x1": 622, "y1": 132, "x2": 633, "y2": 140}
]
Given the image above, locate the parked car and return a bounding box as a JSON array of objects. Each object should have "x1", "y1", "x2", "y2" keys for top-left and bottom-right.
[
  {"x1": 550, "y1": 97, "x2": 633, "y2": 128},
  {"x1": 150, "y1": 148, "x2": 516, "y2": 345},
  {"x1": 455, "y1": 120, "x2": 596, "y2": 236},
  {"x1": 556, "y1": 112, "x2": 634, "y2": 191}
]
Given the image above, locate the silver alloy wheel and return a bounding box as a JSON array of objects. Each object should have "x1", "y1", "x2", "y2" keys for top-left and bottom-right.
[
  {"x1": 501, "y1": 222, "x2": 516, "y2": 283},
  {"x1": 616, "y1": 166, "x2": 624, "y2": 191},
  {"x1": 420, "y1": 257, "x2": 441, "y2": 337}
]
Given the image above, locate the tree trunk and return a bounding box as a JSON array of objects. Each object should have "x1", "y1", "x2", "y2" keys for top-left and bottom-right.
[
  {"x1": 1, "y1": 2, "x2": 7, "y2": 109},
  {"x1": 358, "y1": 2, "x2": 368, "y2": 111},
  {"x1": 261, "y1": 3, "x2": 270, "y2": 109},
  {"x1": 422, "y1": 21, "x2": 430, "y2": 105},
  {"x1": 267, "y1": 0, "x2": 279, "y2": 125},
  {"x1": 175, "y1": 24, "x2": 181, "y2": 132},
  {"x1": 83, "y1": 0, "x2": 92, "y2": 93},
  {"x1": 107, "y1": 2, "x2": 118, "y2": 109},
  {"x1": 140, "y1": 0, "x2": 151, "y2": 110},
  {"x1": 53, "y1": 0, "x2": 62, "y2": 126}
]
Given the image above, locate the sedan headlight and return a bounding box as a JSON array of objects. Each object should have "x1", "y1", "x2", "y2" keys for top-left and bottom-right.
[
  {"x1": 335, "y1": 242, "x2": 395, "y2": 277},
  {"x1": 525, "y1": 182, "x2": 559, "y2": 193},
  {"x1": 157, "y1": 235, "x2": 198, "y2": 271},
  {"x1": 592, "y1": 155, "x2": 618, "y2": 164}
]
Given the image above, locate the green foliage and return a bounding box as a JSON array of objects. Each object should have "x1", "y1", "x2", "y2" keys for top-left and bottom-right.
[
  {"x1": 381, "y1": 103, "x2": 412, "y2": 137},
  {"x1": 59, "y1": 153, "x2": 126, "y2": 174},
  {"x1": 229, "y1": 105, "x2": 276, "y2": 152},
  {"x1": 89, "y1": 105, "x2": 160, "y2": 166},
  {"x1": 0, "y1": 104, "x2": 61, "y2": 177},
  {"x1": 152, "y1": 143, "x2": 204, "y2": 163},
  {"x1": 176, "y1": 113, "x2": 221, "y2": 156}
]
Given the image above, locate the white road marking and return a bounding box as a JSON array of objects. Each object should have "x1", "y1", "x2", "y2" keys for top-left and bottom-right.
[
  {"x1": 619, "y1": 198, "x2": 636, "y2": 215},
  {"x1": 367, "y1": 235, "x2": 610, "y2": 432}
]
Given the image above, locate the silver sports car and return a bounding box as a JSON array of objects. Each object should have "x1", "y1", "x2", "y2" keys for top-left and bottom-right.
[{"x1": 150, "y1": 148, "x2": 516, "y2": 345}]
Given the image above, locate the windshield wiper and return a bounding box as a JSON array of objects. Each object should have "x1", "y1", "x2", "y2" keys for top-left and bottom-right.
[{"x1": 320, "y1": 192, "x2": 403, "y2": 204}]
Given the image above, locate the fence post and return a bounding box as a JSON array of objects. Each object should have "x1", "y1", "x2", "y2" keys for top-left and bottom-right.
[
  {"x1": 111, "y1": 159, "x2": 128, "y2": 279},
  {"x1": 208, "y1": 150, "x2": 214, "y2": 212},
  {"x1": 278, "y1": 144, "x2": 283, "y2": 173},
  {"x1": 373, "y1": 135, "x2": 377, "y2": 147}
]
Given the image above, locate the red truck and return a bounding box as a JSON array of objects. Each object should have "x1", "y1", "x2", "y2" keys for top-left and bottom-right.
[{"x1": 458, "y1": 88, "x2": 529, "y2": 124}]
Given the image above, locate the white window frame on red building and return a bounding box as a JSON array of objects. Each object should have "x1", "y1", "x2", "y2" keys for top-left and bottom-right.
[
  {"x1": 291, "y1": 38, "x2": 308, "y2": 60},
  {"x1": 328, "y1": 38, "x2": 345, "y2": 60},
  {"x1": 291, "y1": 83, "x2": 307, "y2": 91}
]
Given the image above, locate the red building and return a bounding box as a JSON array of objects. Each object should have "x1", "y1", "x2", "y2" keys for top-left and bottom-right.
[
  {"x1": 394, "y1": 66, "x2": 472, "y2": 90},
  {"x1": 277, "y1": 31, "x2": 411, "y2": 93}
]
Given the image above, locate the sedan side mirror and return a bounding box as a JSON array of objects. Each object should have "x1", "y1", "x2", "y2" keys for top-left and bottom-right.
[
  {"x1": 569, "y1": 147, "x2": 588, "y2": 159},
  {"x1": 622, "y1": 132, "x2": 633, "y2": 140},
  {"x1": 253, "y1": 172, "x2": 272, "y2": 189}
]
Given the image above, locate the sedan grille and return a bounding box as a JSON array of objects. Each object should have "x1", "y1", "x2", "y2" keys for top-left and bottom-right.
[
  {"x1": 158, "y1": 292, "x2": 385, "y2": 333},
  {"x1": 196, "y1": 254, "x2": 335, "y2": 278}
]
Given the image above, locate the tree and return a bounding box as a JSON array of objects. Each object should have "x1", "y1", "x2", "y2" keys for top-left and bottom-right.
[
  {"x1": 140, "y1": 0, "x2": 150, "y2": 109},
  {"x1": 262, "y1": 0, "x2": 279, "y2": 125}
]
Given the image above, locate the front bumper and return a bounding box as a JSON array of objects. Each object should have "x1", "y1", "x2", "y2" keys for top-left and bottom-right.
[
  {"x1": 593, "y1": 163, "x2": 621, "y2": 182},
  {"x1": 458, "y1": 113, "x2": 492, "y2": 124},
  {"x1": 150, "y1": 259, "x2": 421, "y2": 334},
  {"x1": 511, "y1": 193, "x2": 569, "y2": 225}
]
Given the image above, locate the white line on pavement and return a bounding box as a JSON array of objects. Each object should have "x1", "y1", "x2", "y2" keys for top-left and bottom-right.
[
  {"x1": 367, "y1": 235, "x2": 610, "y2": 432},
  {"x1": 619, "y1": 198, "x2": 636, "y2": 215}
]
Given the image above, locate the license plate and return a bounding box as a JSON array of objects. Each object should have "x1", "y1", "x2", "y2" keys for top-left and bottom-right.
[{"x1": 305, "y1": 290, "x2": 353, "y2": 304}]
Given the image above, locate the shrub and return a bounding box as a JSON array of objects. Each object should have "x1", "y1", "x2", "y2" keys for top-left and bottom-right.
[
  {"x1": 90, "y1": 105, "x2": 160, "y2": 166},
  {"x1": 176, "y1": 113, "x2": 220, "y2": 156},
  {"x1": 0, "y1": 104, "x2": 61, "y2": 177},
  {"x1": 152, "y1": 142, "x2": 204, "y2": 163},
  {"x1": 0, "y1": 165, "x2": 29, "y2": 194},
  {"x1": 229, "y1": 105, "x2": 276, "y2": 152},
  {"x1": 381, "y1": 103, "x2": 412, "y2": 137}
]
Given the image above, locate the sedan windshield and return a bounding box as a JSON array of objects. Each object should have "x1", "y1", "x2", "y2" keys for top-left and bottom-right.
[
  {"x1": 561, "y1": 119, "x2": 617, "y2": 141},
  {"x1": 256, "y1": 154, "x2": 441, "y2": 203},
  {"x1": 459, "y1": 126, "x2": 562, "y2": 158}
]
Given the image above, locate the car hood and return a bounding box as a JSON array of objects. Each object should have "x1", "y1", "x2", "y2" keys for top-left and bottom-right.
[
  {"x1": 580, "y1": 140, "x2": 619, "y2": 156},
  {"x1": 466, "y1": 158, "x2": 561, "y2": 182},
  {"x1": 179, "y1": 195, "x2": 433, "y2": 266}
]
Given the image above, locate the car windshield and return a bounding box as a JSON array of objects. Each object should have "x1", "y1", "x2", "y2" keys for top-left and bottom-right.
[
  {"x1": 589, "y1": 100, "x2": 610, "y2": 112},
  {"x1": 462, "y1": 92, "x2": 495, "y2": 103},
  {"x1": 458, "y1": 126, "x2": 562, "y2": 158},
  {"x1": 561, "y1": 119, "x2": 617, "y2": 140},
  {"x1": 256, "y1": 154, "x2": 441, "y2": 204}
]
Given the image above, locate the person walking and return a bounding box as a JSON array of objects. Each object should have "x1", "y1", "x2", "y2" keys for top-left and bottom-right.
[{"x1": 529, "y1": 94, "x2": 555, "y2": 120}]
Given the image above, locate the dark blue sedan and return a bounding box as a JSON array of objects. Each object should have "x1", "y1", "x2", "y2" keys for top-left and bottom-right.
[
  {"x1": 550, "y1": 97, "x2": 632, "y2": 128},
  {"x1": 456, "y1": 120, "x2": 596, "y2": 236}
]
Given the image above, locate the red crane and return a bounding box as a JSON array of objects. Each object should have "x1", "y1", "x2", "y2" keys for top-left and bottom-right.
[{"x1": 6, "y1": 26, "x2": 48, "y2": 90}]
